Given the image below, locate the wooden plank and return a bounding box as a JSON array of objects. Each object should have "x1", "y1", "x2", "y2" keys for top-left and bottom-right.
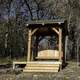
[
  {"x1": 26, "y1": 61, "x2": 62, "y2": 64},
  {"x1": 26, "y1": 64, "x2": 59, "y2": 67},
  {"x1": 35, "y1": 57, "x2": 59, "y2": 59},
  {"x1": 26, "y1": 63, "x2": 60, "y2": 67},
  {"x1": 26, "y1": 67, "x2": 59, "y2": 70},
  {"x1": 23, "y1": 69, "x2": 58, "y2": 72},
  {"x1": 13, "y1": 61, "x2": 26, "y2": 64}
]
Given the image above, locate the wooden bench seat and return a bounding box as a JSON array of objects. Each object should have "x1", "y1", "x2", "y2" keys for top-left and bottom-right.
[{"x1": 36, "y1": 50, "x2": 60, "y2": 60}]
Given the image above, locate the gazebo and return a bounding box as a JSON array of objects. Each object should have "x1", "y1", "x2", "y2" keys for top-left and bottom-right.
[{"x1": 23, "y1": 19, "x2": 68, "y2": 72}]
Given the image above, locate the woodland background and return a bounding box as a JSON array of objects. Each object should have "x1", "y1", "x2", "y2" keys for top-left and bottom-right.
[{"x1": 0, "y1": 0, "x2": 80, "y2": 62}]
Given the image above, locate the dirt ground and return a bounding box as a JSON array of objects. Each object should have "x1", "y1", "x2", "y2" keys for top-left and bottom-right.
[{"x1": 0, "y1": 61, "x2": 80, "y2": 80}]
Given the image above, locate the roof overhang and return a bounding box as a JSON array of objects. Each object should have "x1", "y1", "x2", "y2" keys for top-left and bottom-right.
[
  {"x1": 25, "y1": 19, "x2": 68, "y2": 35},
  {"x1": 26, "y1": 19, "x2": 65, "y2": 26}
]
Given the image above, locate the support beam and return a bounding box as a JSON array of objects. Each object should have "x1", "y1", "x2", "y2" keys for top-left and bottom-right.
[
  {"x1": 52, "y1": 28, "x2": 59, "y2": 35},
  {"x1": 59, "y1": 28, "x2": 62, "y2": 62},
  {"x1": 31, "y1": 28, "x2": 38, "y2": 36},
  {"x1": 27, "y1": 29, "x2": 32, "y2": 61}
]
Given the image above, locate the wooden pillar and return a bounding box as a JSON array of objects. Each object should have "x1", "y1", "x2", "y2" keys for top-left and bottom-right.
[
  {"x1": 27, "y1": 29, "x2": 32, "y2": 61},
  {"x1": 59, "y1": 28, "x2": 62, "y2": 62}
]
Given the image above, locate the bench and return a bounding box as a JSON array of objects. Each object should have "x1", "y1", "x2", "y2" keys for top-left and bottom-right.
[{"x1": 36, "y1": 50, "x2": 63, "y2": 60}]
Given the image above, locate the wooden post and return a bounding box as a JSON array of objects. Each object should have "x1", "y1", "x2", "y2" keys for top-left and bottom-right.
[
  {"x1": 59, "y1": 28, "x2": 62, "y2": 62},
  {"x1": 27, "y1": 29, "x2": 32, "y2": 61}
]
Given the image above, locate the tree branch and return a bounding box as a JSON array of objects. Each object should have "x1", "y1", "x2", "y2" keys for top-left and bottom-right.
[{"x1": 24, "y1": 0, "x2": 33, "y2": 20}]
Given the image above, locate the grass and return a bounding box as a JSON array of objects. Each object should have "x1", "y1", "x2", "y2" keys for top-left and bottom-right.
[
  {"x1": 0, "y1": 56, "x2": 26, "y2": 64},
  {"x1": 13, "y1": 56, "x2": 26, "y2": 62},
  {"x1": 0, "y1": 58, "x2": 12, "y2": 64}
]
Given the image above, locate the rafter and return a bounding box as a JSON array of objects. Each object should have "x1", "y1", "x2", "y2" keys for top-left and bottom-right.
[
  {"x1": 31, "y1": 28, "x2": 38, "y2": 35},
  {"x1": 52, "y1": 28, "x2": 59, "y2": 35}
]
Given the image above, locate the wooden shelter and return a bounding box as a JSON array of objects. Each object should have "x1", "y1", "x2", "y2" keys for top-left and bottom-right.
[{"x1": 23, "y1": 19, "x2": 68, "y2": 72}]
